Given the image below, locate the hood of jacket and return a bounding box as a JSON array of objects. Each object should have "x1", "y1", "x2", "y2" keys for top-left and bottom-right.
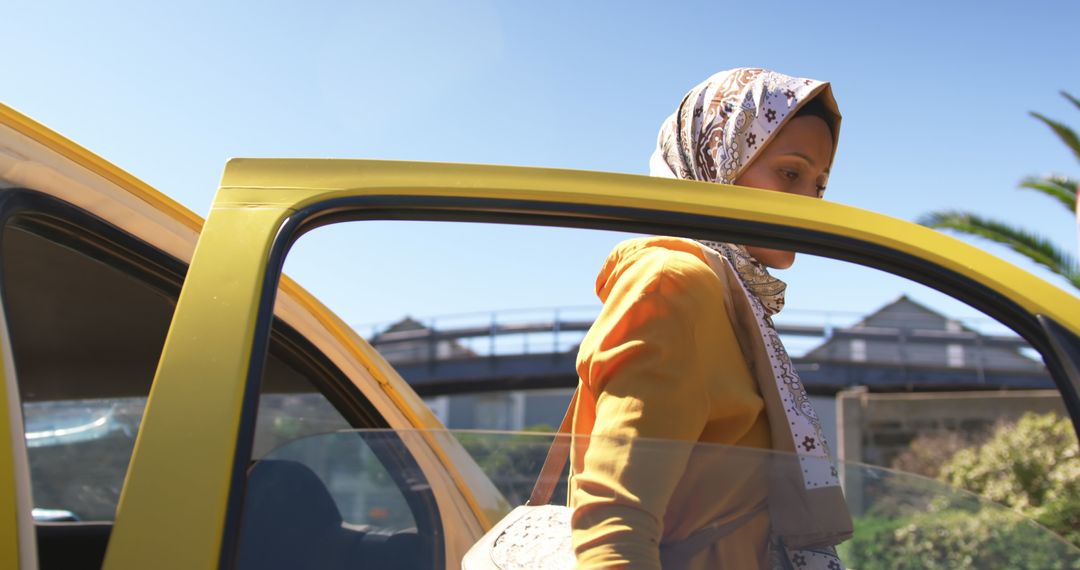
[{"x1": 594, "y1": 236, "x2": 711, "y2": 303}]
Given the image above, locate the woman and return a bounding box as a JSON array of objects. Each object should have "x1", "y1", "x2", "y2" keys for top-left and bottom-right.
[{"x1": 569, "y1": 68, "x2": 852, "y2": 569}]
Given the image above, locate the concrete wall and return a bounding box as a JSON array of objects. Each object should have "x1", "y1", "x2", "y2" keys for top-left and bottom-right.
[
  {"x1": 835, "y1": 388, "x2": 1067, "y2": 468},
  {"x1": 835, "y1": 388, "x2": 1068, "y2": 514}
]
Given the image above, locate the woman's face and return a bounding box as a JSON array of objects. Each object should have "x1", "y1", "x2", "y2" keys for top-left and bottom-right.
[{"x1": 733, "y1": 115, "x2": 833, "y2": 269}]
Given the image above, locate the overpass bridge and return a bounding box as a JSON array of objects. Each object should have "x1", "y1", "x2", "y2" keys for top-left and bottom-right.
[{"x1": 363, "y1": 300, "x2": 1053, "y2": 397}]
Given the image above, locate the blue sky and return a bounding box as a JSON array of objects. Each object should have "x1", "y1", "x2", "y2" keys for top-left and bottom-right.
[{"x1": 5, "y1": 1, "x2": 1079, "y2": 332}]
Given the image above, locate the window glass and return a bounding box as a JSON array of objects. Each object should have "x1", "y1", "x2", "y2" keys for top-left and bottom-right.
[
  {"x1": 775, "y1": 253, "x2": 1063, "y2": 476},
  {"x1": 3, "y1": 223, "x2": 175, "y2": 522},
  {"x1": 250, "y1": 432, "x2": 415, "y2": 529},
  {"x1": 1, "y1": 220, "x2": 359, "y2": 524},
  {"x1": 285, "y1": 220, "x2": 1072, "y2": 548},
  {"x1": 252, "y1": 391, "x2": 350, "y2": 459}
]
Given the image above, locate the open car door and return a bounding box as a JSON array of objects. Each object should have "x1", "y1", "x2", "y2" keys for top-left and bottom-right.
[{"x1": 106, "y1": 159, "x2": 1080, "y2": 569}]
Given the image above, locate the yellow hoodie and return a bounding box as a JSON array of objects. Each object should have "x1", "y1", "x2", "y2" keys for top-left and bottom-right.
[{"x1": 570, "y1": 236, "x2": 773, "y2": 569}]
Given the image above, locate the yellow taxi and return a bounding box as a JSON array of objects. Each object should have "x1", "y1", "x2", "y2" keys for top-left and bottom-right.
[{"x1": 1, "y1": 102, "x2": 1078, "y2": 569}]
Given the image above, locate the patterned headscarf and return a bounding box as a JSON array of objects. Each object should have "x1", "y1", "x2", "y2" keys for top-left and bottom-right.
[{"x1": 649, "y1": 67, "x2": 841, "y2": 316}]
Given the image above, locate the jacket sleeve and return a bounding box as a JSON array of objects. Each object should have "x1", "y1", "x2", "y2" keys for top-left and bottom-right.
[{"x1": 570, "y1": 248, "x2": 757, "y2": 569}]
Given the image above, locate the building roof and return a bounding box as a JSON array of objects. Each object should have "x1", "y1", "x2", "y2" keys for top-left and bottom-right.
[
  {"x1": 370, "y1": 317, "x2": 476, "y2": 363},
  {"x1": 801, "y1": 295, "x2": 1045, "y2": 375}
]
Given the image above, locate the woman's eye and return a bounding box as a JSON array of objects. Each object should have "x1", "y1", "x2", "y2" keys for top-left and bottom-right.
[{"x1": 779, "y1": 168, "x2": 799, "y2": 181}]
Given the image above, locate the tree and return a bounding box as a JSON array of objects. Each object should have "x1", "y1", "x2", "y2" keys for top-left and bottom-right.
[{"x1": 919, "y1": 91, "x2": 1080, "y2": 291}]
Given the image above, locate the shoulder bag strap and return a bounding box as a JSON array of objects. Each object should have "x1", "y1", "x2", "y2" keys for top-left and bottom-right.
[{"x1": 526, "y1": 387, "x2": 579, "y2": 506}]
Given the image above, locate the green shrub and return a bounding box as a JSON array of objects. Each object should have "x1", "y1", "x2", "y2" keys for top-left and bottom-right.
[
  {"x1": 842, "y1": 413, "x2": 1080, "y2": 567},
  {"x1": 891, "y1": 429, "x2": 987, "y2": 479},
  {"x1": 456, "y1": 430, "x2": 557, "y2": 504},
  {"x1": 939, "y1": 412, "x2": 1079, "y2": 547},
  {"x1": 837, "y1": 514, "x2": 906, "y2": 565},
  {"x1": 842, "y1": 508, "x2": 1080, "y2": 569}
]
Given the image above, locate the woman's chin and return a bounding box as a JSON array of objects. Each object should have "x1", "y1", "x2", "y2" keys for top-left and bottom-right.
[{"x1": 746, "y1": 246, "x2": 795, "y2": 269}]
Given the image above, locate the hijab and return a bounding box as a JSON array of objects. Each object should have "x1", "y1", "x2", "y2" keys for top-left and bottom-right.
[{"x1": 649, "y1": 67, "x2": 841, "y2": 317}]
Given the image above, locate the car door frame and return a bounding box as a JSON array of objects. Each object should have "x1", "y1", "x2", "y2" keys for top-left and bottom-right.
[
  {"x1": 0, "y1": 225, "x2": 32, "y2": 569},
  {"x1": 0, "y1": 187, "x2": 203, "y2": 570},
  {"x1": 105, "y1": 158, "x2": 1080, "y2": 570},
  {"x1": 0, "y1": 187, "x2": 184, "y2": 570}
]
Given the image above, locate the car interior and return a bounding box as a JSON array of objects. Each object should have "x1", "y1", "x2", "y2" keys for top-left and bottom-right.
[{"x1": 1, "y1": 195, "x2": 442, "y2": 569}]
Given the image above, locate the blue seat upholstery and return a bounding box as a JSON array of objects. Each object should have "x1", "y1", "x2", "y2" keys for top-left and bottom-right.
[{"x1": 235, "y1": 459, "x2": 427, "y2": 570}]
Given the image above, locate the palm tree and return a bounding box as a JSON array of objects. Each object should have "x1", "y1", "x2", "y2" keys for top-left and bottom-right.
[{"x1": 919, "y1": 92, "x2": 1080, "y2": 291}]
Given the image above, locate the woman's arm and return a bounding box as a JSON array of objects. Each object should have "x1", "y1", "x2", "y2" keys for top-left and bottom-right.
[{"x1": 571, "y1": 248, "x2": 755, "y2": 569}]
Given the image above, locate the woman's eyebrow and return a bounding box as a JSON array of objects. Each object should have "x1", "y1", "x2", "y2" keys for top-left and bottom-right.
[
  {"x1": 784, "y1": 151, "x2": 830, "y2": 174},
  {"x1": 783, "y1": 152, "x2": 816, "y2": 166}
]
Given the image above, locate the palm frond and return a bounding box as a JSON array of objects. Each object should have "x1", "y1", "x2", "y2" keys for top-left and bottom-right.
[
  {"x1": 1018, "y1": 175, "x2": 1079, "y2": 213},
  {"x1": 1030, "y1": 111, "x2": 1080, "y2": 164},
  {"x1": 1062, "y1": 91, "x2": 1080, "y2": 113},
  {"x1": 918, "y1": 210, "x2": 1080, "y2": 290}
]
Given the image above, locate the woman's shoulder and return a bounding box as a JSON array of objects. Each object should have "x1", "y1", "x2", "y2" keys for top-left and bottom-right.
[
  {"x1": 595, "y1": 236, "x2": 725, "y2": 300},
  {"x1": 609, "y1": 236, "x2": 718, "y2": 274},
  {"x1": 609, "y1": 235, "x2": 702, "y2": 256}
]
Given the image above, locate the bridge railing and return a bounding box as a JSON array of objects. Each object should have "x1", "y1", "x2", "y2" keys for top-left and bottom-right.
[
  {"x1": 363, "y1": 306, "x2": 600, "y2": 363},
  {"x1": 360, "y1": 306, "x2": 1034, "y2": 371}
]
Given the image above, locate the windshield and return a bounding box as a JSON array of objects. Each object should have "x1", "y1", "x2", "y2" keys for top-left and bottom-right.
[{"x1": 235, "y1": 429, "x2": 1079, "y2": 570}]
